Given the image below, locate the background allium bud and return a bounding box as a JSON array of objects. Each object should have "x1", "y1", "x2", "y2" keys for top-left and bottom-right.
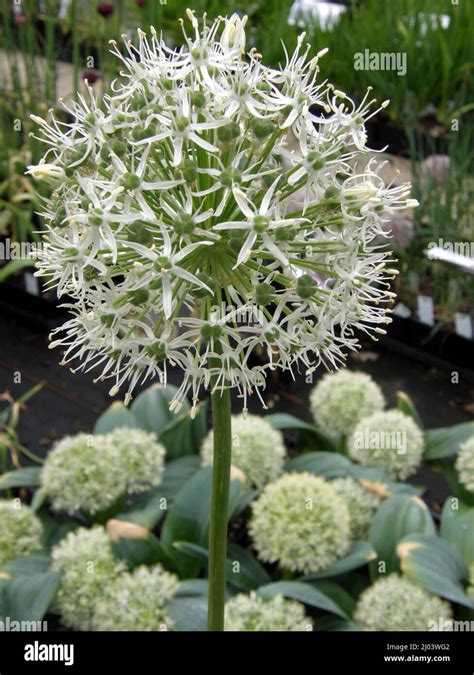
[
  {"x1": 455, "y1": 435, "x2": 474, "y2": 493},
  {"x1": 200, "y1": 414, "x2": 286, "y2": 487},
  {"x1": 0, "y1": 500, "x2": 43, "y2": 564},
  {"x1": 348, "y1": 410, "x2": 424, "y2": 480},
  {"x1": 52, "y1": 526, "x2": 127, "y2": 630},
  {"x1": 249, "y1": 472, "x2": 351, "y2": 573},
  {"x1": 28, "y1": 13, "x2": 414, "y2": 411},
  {"x1": 41, "y1": 429, "x2": 165, "y2": 515},
  {"x1": 92, "y1": 564, "x2": 179, "y2": 631},
  {"x1": 309, "y1": 370, "x2": 385, "y2": 435},
  {"x1": 331, "y1": 476, "x2": 381, "y2": 539},
  {"x1": 225, "y1": 591, "x2": 312, "y2": 631},
  {"x1": 355, "y1": 574, "x2": 452, "y2": 631}
]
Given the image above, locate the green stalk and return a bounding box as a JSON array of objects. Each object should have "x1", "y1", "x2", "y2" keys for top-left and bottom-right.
[{"x1": 207, "y1": 355, "x2": 232, "y2": 632}]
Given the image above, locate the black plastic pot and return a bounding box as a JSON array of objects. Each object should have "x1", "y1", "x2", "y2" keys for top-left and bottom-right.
[{"x1": 380, "y1": 315, "x2": 474, "y2": 382}]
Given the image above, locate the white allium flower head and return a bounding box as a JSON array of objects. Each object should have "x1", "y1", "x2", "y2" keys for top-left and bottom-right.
[
  {"x1": 249, "y1": 472, "x2": 351, "y2": 573},
  {"x1": 348, "y1": 410, "x2": 424, "y2": 480},
  {"x1": 331, "y1": 476, "x2": 381, "y2": 539},
  {"x1": 104, "y1": 427, "x2": 166, "y2": 494},
  {"x1": 51, "y1": 526, "x2": 127, "y2": 630},
  {"x1": 455, "y1": 435, "x2": 474, "y2": 493},
  {"x1": 354, "y1": 574, "x2": 452, "y2": 631},
  {"x1": 309, "y1": 370, "x2": 385, "y2": 435},
  {"x1": 0, "y1": 499, "x2": 43, "y2": 564},
  {"x1": 28, "y1": 12, "x2": 412, "y2": 412},
  {"x1": 200, "y1": 413, "x2": 286, "y2": 487},
  {"x1": 225, "y1": 591, "x2": 312, "y2": 631},
  {"x1": 92, "y1": 564, "x2": 180, "y2": 631},
  {"x1": 41, "y1": 429, "x2": 165, "y2": 515}
]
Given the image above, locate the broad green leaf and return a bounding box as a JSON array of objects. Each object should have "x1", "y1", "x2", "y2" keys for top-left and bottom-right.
[
  {"x1": 110, "y1": 531, "x2": 170, "y2": 570},
  {"x1": 93, "y1": 401, "x2": 136, "y2": 434},
  {"x1": 443, "y1": 463, "x2": 474, "y2": 507},
  {"x1": 3, "y1": 556, "x2": 51, "y2": 577},
  {"x1": 175, "y1": 579, "x2": 209, "y2": 597},
  {"x1": 161, "y1": 467, "x2": 214, "y2": 578},
  {"x1": 285, "y1": 451, "x2": 353, "y2": 478},
  {"x1": 0, "y1": 467, "x2": 42, "y2": 490},
  {"x1": 131, "y1": 384, "x2": 183, "y2": 436},
  {"x1": 349, "y1": 466, "x2": 423, "y2": 496},
  {"x1": 309, "y1": 580, "x2": 356, "y2": 619},
  {"x1": 226, "y1": 543, "x2": 272, "y2": 591},
  {"x1": 119, "y1": 456, "x2": 201, "y2": 528},
  {"x1": 440, "y1": 498, "x2": 474, "y2": 567},
  {"x1": 314, "y1": 617, "x2": 359, "y2": 631},
  {"x1": 38, "y1": 511, "x2": 79, "y2": 551},
  {"x1": 3, "y1": 571, "x2": 61, "y2": 621},
  {"x1": 369, "y1": 494, "x2": 435, "y2": 578},
  {"x1": 257, "y1": 581, "x2": 349, "y2": 619},
  {"x1": 302, "y1": 541, "x2": 377, "y2": 580},
  {"x1": 167, "y1": 596, "x2": 208, "y2": 631},
  {"x1": 159, "y1": 402, "x2": 208, "y2": 459},
  {"x1": 397, "y1": 534, "x2": 472, "y2": 608},
  {"x1": 161, "y1": 468, "x2": 250, "y2": 577},
  {"x1": 424, "y1": 422, "x2": 474, "y2": 461},
  {"x1": 174, "y1": 541, "x2": 271, "y2": 592},
  {"x1": 30, "y1": 488, "x2": 48, "y2": 512},
  {"x1": 264, "y1": 413, "x2": 336, "y2": 451},
  {"x1": 396, "y1": 391, "x2": 423, "y2": 429}
]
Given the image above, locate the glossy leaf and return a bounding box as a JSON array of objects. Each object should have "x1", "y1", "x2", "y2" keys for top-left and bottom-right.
[
  {"x1": 302, "y1": 541, "x2": 377, "y2": 580},
  {"x1": 440, "y1": 498, "x2": 474, "y2": 567},
  {"x1": 93, "y1": 401, "x2": 136, "y2": 434},
  {"x1": 0, "y1": 467, "x2": 42, "y2": 490},
  {"x1": 368, "y1": 494, "x2": 435, "y2": 578},
  {"x1": 424, "y1": 422, "x2": 474, "y2": 461},
  {"x1": 397, "y1": 534, "x2": 472, "y2": 608},
  {"x1": 257, "y1": 580, "x2": 349, "y2": 619},
  {"x1": 285, "y1": 451, "x2": 353, "y2": 478},
  {"x1": 264, "y1": 413, "x2": 336, "y2": 451}
]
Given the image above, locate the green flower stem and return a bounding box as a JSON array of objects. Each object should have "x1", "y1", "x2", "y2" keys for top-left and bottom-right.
[{"x1": 207, "y1": 357, "x2": 232, "y2": 631}]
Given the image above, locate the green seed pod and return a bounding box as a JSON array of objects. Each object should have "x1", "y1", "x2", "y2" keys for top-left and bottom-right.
[
  {"x1": 217, "y1": 121, "x2": 240, "y2": 143},
  {"x1": 297, "y1": 274, "x2": 318, "y2": 299}
]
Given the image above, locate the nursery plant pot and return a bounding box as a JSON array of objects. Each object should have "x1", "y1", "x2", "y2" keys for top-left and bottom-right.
[
  {"x1": 0, "y1": 274, "x2": 67, "y2": 331},
  {"x1": 381, "y1": 315, "x2": 474, "y2": 381}
]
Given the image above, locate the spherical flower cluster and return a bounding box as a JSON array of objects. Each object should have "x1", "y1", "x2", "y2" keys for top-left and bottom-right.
[
  {"x1": 249, "y1": 472, "x2": 351, "y2": 573},
  {"x1": 354, "y1": 574, "x2": 451, "y2": 631},
  {"x1": 0, "y1": 500, "x2": 43, "y2": 564},
  {"x1": 92, "y1": 564, "x2": 179, "y2": 631},
  {"x1": 105, "y1": 427, "x2": 166, "y2": 494},
  {"x1": 225, "y1": 591, "x2": 312, "y2": 631},
  {"x1": 41, "y1": 428, "x2": 165, "y2": 515},
  {"x1": 455, "y1": 435, "x2": 474, "y2": 493},
  {"x1": 309, "y1": 370, "x2": 385, "y2": 435},
  {"x1": 200, "y1": 413, "x2": 286, "y2": 487},
  {"x1": 348, "y1": 410, "x2": 424, "y2": 480},
  {"x1": 51, "y1": 526, "x2": 127, "y2": 630},
  {"x1": 331, "y1": 476, "x2": 381, "y2": 539},
  {"x1": 27, "y1": 11, "x2": 415, "y2": 412}
]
